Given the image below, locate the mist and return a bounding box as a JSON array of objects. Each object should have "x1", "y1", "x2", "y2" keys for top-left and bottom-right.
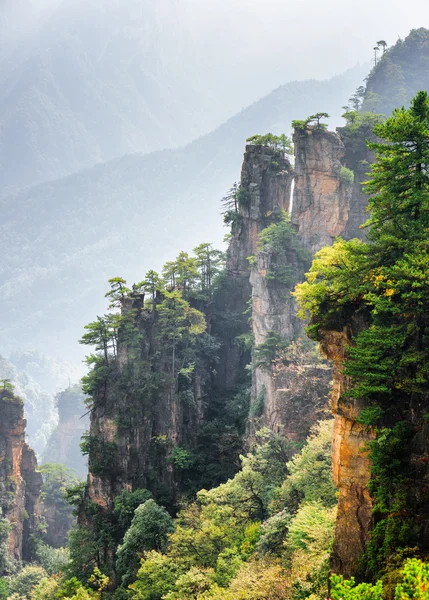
[{"x1": 2, "y1": 0, "x2": 429, "y2": 116}]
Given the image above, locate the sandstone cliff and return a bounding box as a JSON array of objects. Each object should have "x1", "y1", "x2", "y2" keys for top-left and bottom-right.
[
  {"x1": 318, "y1": 322, "x2": 374, "y2": 577},
  {"x1": 247, "y1": 128, "x2": 375, "y2": 575},
  {"x1": 0, "y1": 389, "x2": 42, "y2": 569},
  {"x1": 292, "y1": 126, "x2": 355, "y2": 252}
]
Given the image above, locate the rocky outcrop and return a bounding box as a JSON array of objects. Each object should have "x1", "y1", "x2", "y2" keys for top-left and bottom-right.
[
  {"x1": 246, "y1": 143, "x2": 332, "y2": 437},
  {"x1": 215, "y1": 145, "x2": 294, "y2": 391},
  {"x1": 318, "y1": 324, "x2": 374, "y2": 577},
  {"x1": 248, "y1": 129, "x2": 358, "y2": 440},
  {"x1": 0, "y1": 389, "x2": 42, "y2": 569},
  {"x1": 292, "y1": 127, "x2": 354, "y2": 253}
]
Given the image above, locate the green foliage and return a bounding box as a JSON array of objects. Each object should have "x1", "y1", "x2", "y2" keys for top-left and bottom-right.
[
  {"x1": 271, "y1": 420, "x2": 337, "y2": 514},
  {"x1": 80, "y1": 436, "x2": 119, "y2": 478},
  {"x1": 33, "y1": 542, "x2": 69, "y2": 575},
  {"x1": 0, "y1": 578, "x2": 8, "y2": 600},
  {"x1": 340, "y1": 111, "x2": 384, "y2": 165},
  {"x1": 0, "y1": 379, "x2": 14, "y2": 392},
  {"x1": 256, "y1": 211, "x2": 310, "y2": 287},
  {"x1": 395, "y1": 558, "x2": 429, "y2": 599},
  {"x1": 67, "y1": 500, "x2": 118, "y2": 582},
  {"x1": 116, "y1": 422, "x2": 339, "y2": 598},
  {"x1": 331, "y1": 558, "x2": 429, "y2": 600},
  {"x1": 7, "y1": 566, "x2": 48, "y2": 599},
  {"x1": 0, "y1": 507, "x2": 13, "y2": 575},
  {"x1": 246, "y1": 133, "x2": 293, "y2": 154},
  {"x1": 113, "y1": 489, "x2": 153, "y2": 533},
  {"x1": 330, "y1": 574, "x2": 383, "y2": 600},
  {"x1": 248, "y1": 386, "x2": 265, "y2": 419},
  {"x1": 362, "y1": 29, "x2": 429, "y2": 116},
  {"x1": 356, "y1": 405, "x2": 384, "y2": 426},
  {"x1": 157, "y1": 290, "x2": 206, "y2": 375},
  {"x1": 295, "y1": 91, "x2": 429, "y2": 575},
  {"x1": 169, "y1": 447, "x2": 194, "y2": 471},
  {"x1": 340, "y1": 166, "x2": 355, "y2": 186},
  {"x1": 129, "y1": 551, "x2": 179, "y2": 600},
  {"x1": 292, "y1": 112, "x2": 330, "y2": 131},
  {"x1": 253, "y1": 332, "x2": 289, "y2": 371},
  {"x1": 116, "y1": 500, "x2": 174, "y2": 586},
  {"x1": 40, "y1": 463, "x2": 78, "y2": 510}
]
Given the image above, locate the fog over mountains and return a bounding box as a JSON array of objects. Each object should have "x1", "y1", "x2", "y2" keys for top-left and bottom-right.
[
  {"x1": 0, "y1": 65, "x2": 369, "y2": 362},
  {"x1": 1, "y1": 0, "x2": 427, "y2": 367}
]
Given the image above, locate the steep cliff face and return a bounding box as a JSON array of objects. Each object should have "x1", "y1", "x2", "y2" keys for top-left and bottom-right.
[
  {"x1": 84, "y1": 294, "x2": 173, "y2": 513},
  {"x1": 248, "y1": 178, "x2": 332, "y2": 436},
  {"x1": 215, "y1": 145, "x2": 293, "y2": 391},
  {"x1": 0, "y1": 390, "x2": 42, "y2": 569},
  {"x1": 317, "y1": 322, "x2": 374, "y2": 577},
  {"x1": 292, "y1": 127, "x2": 353, "y2": 253},
  {"x1": 248, "y1": 128, "x2": 361, "y2": 439}
]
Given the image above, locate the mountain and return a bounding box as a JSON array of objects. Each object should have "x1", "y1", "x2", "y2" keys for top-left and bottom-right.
[
  {"x1": 0, "y1": 351, "x2": 81, "y2": 454},
  {"x1": 0, "y1": 0, "x2": 227, "y2": 195},
  {"x1": 363, "y1": 28, "x2": 429, "y2": 115},
  {"x1": 0, "y1": 66, "x2": 368, "y2": 361}
]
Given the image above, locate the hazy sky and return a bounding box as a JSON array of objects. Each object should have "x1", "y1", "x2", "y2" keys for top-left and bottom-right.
[
  {"x1": 183, "y1": 0, "x2": 429, "y2": 96},
  {"x1": 2, "y1": 0, "x2": 429, "y2": 112}
]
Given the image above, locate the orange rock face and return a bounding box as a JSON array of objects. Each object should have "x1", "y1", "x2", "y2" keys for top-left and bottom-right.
[
  {"x1": 0, "y1": 391, "x2": 42, "y2": 566},
  {"x1": 319, "y1": 326, "x2": 374, "y2": 577}
]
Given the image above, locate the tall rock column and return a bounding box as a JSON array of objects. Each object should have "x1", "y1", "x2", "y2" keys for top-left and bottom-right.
[
  {"x1": 292, "y1": 126, "x2": 352, "y2": 253},
  {"x1": 215, "y1": 144, "x2": 294, "y2": 390},
  {"x1": 0, "y1": 389, "x2": 42, "y2": 568},
  {"x1": 248, "y1": 128, "x2": 357, "y2": 439}
]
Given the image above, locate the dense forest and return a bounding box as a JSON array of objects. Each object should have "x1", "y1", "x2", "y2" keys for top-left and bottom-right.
[{"x1": 2, "y1": 24, "x2": 429, "y2": 600}]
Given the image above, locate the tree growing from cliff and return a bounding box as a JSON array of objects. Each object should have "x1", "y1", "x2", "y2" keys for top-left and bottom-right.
[
  {"x1": 246, "y1": 133, "x2": 292, "y2": 154},
  {"x1": 157, "y1": 291, "x2": 206, "y2": 375},
  {"x1": 105, "y1": 277, "x2": 130, "y2": 308},
  {"x1": 294, "y1": 90, "x2": 429, "y2": 573},
  {"x1": 193, "y1": 243, "x2": 224, "y2": 297},
  {"x1": 0, "y1": 379, "x2": 13, "y2": 392},
  {"x1": 292, "y1": 113, "x2": 330, "y2": 131}
]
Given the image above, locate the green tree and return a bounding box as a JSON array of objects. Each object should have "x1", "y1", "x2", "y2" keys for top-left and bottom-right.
[
  {"x1": 140, "y1": 271, "x2": 163, "y2": 317},
  {"x1": 129, "y1": 551, "x2": 180, "y2": 600},
  {"x1": 0, "y1": 508, "x2": 12, "y2": 575},
  {"x1": 113, "y1": 488, "x2": 152, "y2": 533},
  {"x1": 79, "y1": 316, "x2": 113, "y2": 365},
  {"x1": 157, "y1": 291, "x2": 206, "y2": 375},
  {"x1": 39, "y1": 463, "x2": 78, "y2": 549},
  {"x1": 193, "y1": 243, "x2": 224, "y2": 296},
  {"x1": 116, "y1": 500, "x2": 174, "y2": 587},
  {"x1": 8, "y1": 566, "x2": 47, "y2": 599},
  {"x1": 294, "y1": 91, "x2": 429, "y2": 571},
  {"x1": 0, "y1": 379, "x2": 13, "y2": 392},
  {"x1": 105, "y1": 277, "x2": 130, "y2": 309},
  {"x1": 395, "y1": 558, "x2": 429, "y2": 599},
  {"x1": 308, "y1": 112, "x2": 330, "y2": 129}
]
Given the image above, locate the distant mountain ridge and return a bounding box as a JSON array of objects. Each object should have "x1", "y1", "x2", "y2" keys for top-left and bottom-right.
[
  {"x1": 0, "y1": 66, "x2": 367, "y2": 360},
  {"x1": 0, "y1": 0, "x2": 224, "y2": 194}
]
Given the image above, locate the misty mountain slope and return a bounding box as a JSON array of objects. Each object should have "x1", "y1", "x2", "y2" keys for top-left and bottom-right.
[
  {"x1": 0, "y1": 0, "x2": 224, "y2": 195},
  {"x1": 363, "y1": 28, "x2": 429, "y2": 115},
  {"x1": 0, "y1": 67, "x2": 367, "y2": 361}
]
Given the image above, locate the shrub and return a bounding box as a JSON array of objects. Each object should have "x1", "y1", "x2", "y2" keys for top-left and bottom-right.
[{"x1": 340, "y1": 166, "x2": 355, "y2": 185}]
